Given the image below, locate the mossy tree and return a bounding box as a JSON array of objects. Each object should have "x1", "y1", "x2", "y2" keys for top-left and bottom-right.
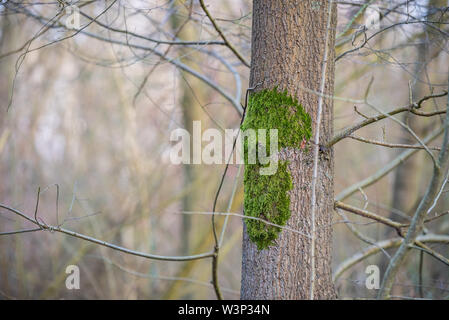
[{"x1": 241, "y1": 0, "x2": 337, "y2": 299}]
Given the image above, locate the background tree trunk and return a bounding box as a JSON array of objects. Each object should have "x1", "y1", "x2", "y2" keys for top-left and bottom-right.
[
  {"x1": 170, "y1": 0, "x2": 204, "y2": 256},
  {"x1": 390, "y1": 0, "x2": 446, "y2": 219},
  {"x1": 241, "y1": 0, "x2": 337, "y2": 299}
]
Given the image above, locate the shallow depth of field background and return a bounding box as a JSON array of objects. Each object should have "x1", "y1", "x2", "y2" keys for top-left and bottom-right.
[{"x1": 1, "y1": 0, "x2": 448, "y2": 299}]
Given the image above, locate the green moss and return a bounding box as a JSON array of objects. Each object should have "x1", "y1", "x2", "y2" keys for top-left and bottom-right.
[{"x1": 241, "y1": 88, "x2": 312, "y2": 250}]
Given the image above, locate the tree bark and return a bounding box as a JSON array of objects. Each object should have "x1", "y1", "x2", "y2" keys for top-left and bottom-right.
[{"x1": 241, "y1": 0, "x2": 337, "y2": 299}]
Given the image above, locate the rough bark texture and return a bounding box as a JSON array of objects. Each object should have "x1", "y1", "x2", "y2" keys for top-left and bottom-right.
[{"x1": 241, "y1": 0, "x2": 337, "y2": 299}]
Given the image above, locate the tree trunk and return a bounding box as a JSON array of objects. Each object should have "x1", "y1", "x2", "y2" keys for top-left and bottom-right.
[
  {"x1": 241, "y1": 0, "x2": 337, "y2": 299},
  {"x1": 170, "y1": 1, "x2": 204, "y2": 256}
]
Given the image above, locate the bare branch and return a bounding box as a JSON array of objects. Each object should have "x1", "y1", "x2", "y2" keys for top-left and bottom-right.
[
  {"x1": 335, "y1": 201, "x2": 404, "y2": 236},
  {"x1": 0, "y1": 203, "x2": 214, "y2": 262},
  {"x1": 348, "y1": 134, "x2": 442, "y2": 151},
  {"x1": 198, "y1": 0, "x2": 250, "y2": 68},
  {"x1": 327, "y1": 91, "x2": 447, "y2": 148}
]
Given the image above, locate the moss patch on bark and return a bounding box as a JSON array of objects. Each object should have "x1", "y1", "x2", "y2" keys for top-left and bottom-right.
[{"x1": 241, "y1": 88, "x2": 312, "y2": 249}]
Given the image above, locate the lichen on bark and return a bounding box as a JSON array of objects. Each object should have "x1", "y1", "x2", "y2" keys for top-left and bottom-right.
[{"x1": 242, "y1": 88, "x2": 312, "y2": 249}]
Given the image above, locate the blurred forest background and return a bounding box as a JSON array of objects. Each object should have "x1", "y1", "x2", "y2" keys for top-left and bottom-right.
[{"x1": 1, "y1": 0, "x2": 449, "y2": 299}]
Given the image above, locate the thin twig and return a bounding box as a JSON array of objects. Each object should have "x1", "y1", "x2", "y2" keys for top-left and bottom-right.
[
  {"x1": 181, "y1": 211, "x2": 311, "y2": 239},
  {"x1": 309, "y1": 0, "x2": 334, "y2": 300},
  {"x1": 327, "y1": 91, "x2": 448, "y2": 148},
  {"x1": 0, "y1": 203, "x2": 215, "y2": 262},
  {"x1": 348, "y1": 134, "x2": 442, "y2": 151}
]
